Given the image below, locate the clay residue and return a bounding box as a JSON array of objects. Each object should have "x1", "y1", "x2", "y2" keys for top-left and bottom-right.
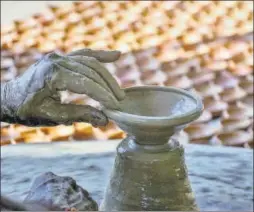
[{"x1": 24, "y1": 172, "x2": 98, "y2": 211}]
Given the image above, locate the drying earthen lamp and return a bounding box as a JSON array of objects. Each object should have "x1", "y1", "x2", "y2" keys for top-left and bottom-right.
[{"x1": 101, "y1": 86, "x2": 203, "y2": 211}]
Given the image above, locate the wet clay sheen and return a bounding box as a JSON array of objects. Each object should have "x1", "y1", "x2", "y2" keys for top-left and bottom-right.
[
  {"x1": 101, "y1": 86, "x2": 203, "y2": 211},
  {"x1": 101, "y1": 138, "x2": 198, "y2": 211},
  {"x1": 1, "y1": 49, "x2": 124, "y2": 127}
]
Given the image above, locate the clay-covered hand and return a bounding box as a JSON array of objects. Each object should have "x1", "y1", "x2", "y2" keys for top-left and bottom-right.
[{"x1": 1, "y1": 49, "x2": 125, "y2": 127}]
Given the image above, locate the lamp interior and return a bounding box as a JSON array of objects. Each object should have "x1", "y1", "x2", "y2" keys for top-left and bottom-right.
[{"x1": 118, "y1": 89, "x2": 197, "y2": 118}]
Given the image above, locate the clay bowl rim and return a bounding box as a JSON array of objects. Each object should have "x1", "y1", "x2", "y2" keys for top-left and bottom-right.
[{"x1": 103, "y1": 86, "x2": 204, "y2": 128}]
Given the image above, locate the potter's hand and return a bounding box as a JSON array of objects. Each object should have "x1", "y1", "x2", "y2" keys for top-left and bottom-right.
[{"x1": 1, "y1": 49, "x2": 125, "y2": 127}]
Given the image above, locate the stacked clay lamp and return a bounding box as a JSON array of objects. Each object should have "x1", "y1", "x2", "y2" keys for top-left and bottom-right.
[{"x1": 1, "y1": 1, "x2": 253, "y2": 148}]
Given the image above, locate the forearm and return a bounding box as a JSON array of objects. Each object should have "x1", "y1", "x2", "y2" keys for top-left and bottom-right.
[
  {"x1": 1, "y1": 82, "x2": 42, "y2": 126},
  {"x1": 1, "y1": 82, "x2": 17, "y2": 124},
  {"x1": 1, "y1": 81, "x2": 73, "y2": 127}
]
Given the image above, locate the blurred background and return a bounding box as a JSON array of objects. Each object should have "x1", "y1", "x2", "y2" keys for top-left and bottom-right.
[{"x1": 1, "y1": 1, "x2": 253, "y2": 148}]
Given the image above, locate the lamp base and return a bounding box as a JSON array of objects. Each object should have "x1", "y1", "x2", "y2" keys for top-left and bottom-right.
[{"x1": 100, "y1": 136, "x2": 198, "y2": 211}]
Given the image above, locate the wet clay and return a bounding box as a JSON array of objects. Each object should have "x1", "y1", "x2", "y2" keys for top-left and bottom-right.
[
  {"x1": 1, "y1": 172, "x2": 98, "y2": 211},
  {"x1": 1, "y1": 49, "x2": 125, "y2": 127},
  {"x1": 101, "y1": 138, "x2": 198, "y2": 211},
  {"x1": 101, "y1": 86, "x2": 203, "y2": 211}
]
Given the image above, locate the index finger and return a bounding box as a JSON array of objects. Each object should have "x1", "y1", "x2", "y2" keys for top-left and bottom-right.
[
  {"x1": 70, "y1": 55, "x2": 126, "y2": 101},
  {"x1": 67, "y1": 49, "x2": 121, "y2": 63}
]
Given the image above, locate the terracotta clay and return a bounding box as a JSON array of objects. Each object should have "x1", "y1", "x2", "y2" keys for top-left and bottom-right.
[
  {"x1": 225, "y1": 40, "x2": 248, "y2": 55},
  {"x1": 185, "y1": 121, "x2": 222, "y2": 141},
  {"x1": 140, "y1": 69, "x2": 166, "y2": 84},
  {"x1": 239, "y1": 75, "x2": 253, "y2": 95},
  {"x1": 216, "y1": 131, "x2": 253, "y2": 147},
  {"x1": 214, "y1": 71, "x2": 239, "y2": 89},
  {"x1": 209, "y1": 46, "x2": 232, "y2": 60},
  {"x1": 242, "y1": 95, "x2": 254, "y2": 107},
  {"x1": 228, "y1": 63, "x2": 252, "y2": 77},
  {"x1": 161, "y1": 61, "x2": 186, "y2": 77},
  {"x1": 162, "y1": 59, "x2": 200, "y2": 77},
  {"x1": 133, "y1": 48, "x2": 157, "y2": 60},
  {"x1": 114, "y1": 53, "x2": 136, "y2": 67},
  {"x1": 116, "y1": 64, "x2": 140, "y2": 81},
  {"x1": 165, "y1": 75, "x2": 193, "y2": 89},
  {"x1": 73, "y1": 123, "x2": 93, "y2": 140},
  {"x1": 101, "y1": 86, "x2": 203, "y2": 211},
  {"x1": 192, "y1": 109, "x2": 212, "y2": 124},
  {"x1": 0, "y1": 128, "x2": 14, "y2": 146},
  {"x1": 187, "y1": 67, "x2": 215, "y2": 85},
  {"x1": 221, "y1": 118, "x2": 252, "y2": 132},
  {"x1": 220, "y1": 86, "x2": 246, "y2": 103},
  {"x1": 222, "y1": 102, "x2": 253, "y2": 120},
  {"x1": 121, "y1": 79, "x2": 141, "y2": 88},
  {"x1": 46, "y1": 125, "x2": 75, "y2": 141},
  {"x1": 194, "y1": 82, "x2": 222, "y2": 97},
  {"x1": 203, "y1": 60, "x2": 228, "y2": 72},
  {"x1": 136, "y1": 57, "x2": 161, "y2": 72},
  {"x1": 203, "y1": 95, "x2": 228, "y2": 117}
]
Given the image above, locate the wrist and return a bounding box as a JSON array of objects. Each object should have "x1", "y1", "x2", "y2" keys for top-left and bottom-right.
[{"x1": 1, "y1": 81, "x2": 18, "y2": 123}]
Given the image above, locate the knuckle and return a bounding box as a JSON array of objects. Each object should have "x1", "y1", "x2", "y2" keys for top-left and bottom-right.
[
  {"x1": 44, "y1": 52, "x2": 55, "y2": 60},
  {"x1": 50, "y1": 62, "x2": 58, "y2": 71},
  {"x1": 45, "y1": 51, "x2": 61, "y2": 61},
  {"x1": 85, "y1": 48, "x2": 92, "y2": 53},
  {"x1": 86, "y1": 56, "x2": 97, "y2": 63}
]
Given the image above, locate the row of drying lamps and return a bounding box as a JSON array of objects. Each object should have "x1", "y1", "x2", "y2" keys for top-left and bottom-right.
[{"x1": 1, "y1": 1, "x2": 253, "y2": 53}]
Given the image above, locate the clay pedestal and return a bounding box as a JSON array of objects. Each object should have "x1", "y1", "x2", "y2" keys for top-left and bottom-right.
[{"x1": 101, "y1": 86, "x2": 203, "y2": 211}]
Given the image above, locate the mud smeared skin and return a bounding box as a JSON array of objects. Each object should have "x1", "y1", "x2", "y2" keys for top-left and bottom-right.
[{"x1": 1, "y1": 49, "x2": 125, "y2": 127}]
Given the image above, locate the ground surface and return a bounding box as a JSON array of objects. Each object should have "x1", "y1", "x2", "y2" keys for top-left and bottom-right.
[{"x1": 1, "y1": 141, "x2": 253, "y2": 211}]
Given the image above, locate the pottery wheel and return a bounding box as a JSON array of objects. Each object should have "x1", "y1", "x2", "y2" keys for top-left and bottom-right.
[{"x1": 1, "y1": 141, "x2": 253, "y2": 211}]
